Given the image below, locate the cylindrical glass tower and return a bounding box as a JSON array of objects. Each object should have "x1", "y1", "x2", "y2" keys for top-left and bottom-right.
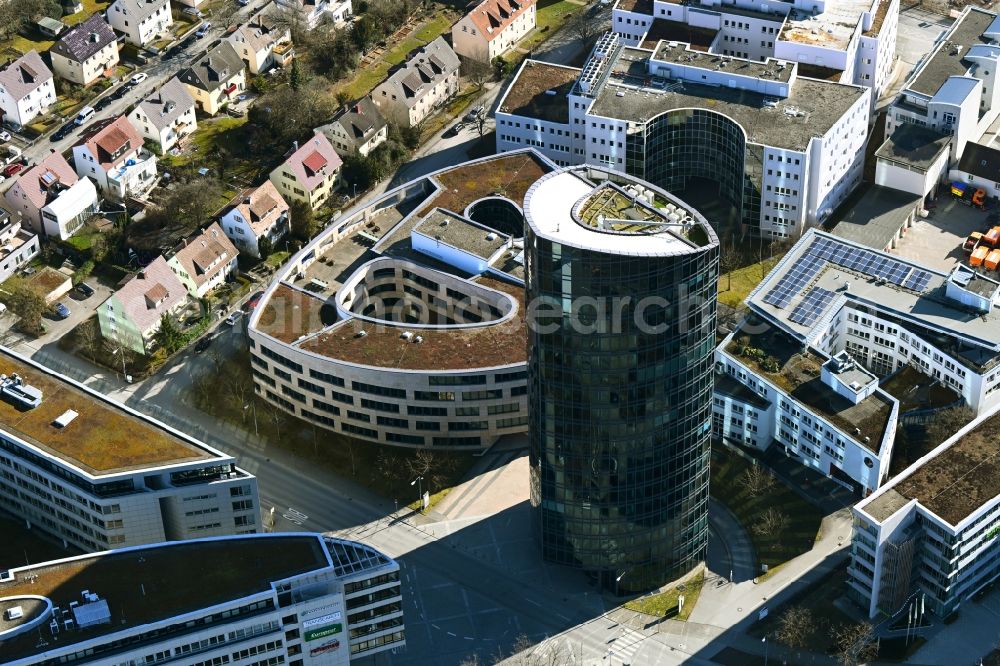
[{"x1": 523, "y1": 166, "x2": 719, "y2": 593}]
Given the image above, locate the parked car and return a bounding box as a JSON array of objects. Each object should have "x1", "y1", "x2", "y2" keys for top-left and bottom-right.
[
  {"x1": 163, "y1": 45, "x2": 183, "y2": 60},
  {"x1": 194, "y1": 336, "x2": 212, "y2": 353},
  {"x1": 74, "y1": 106, "x2": 95, "y2": 125},
  {"x1": 111, "y1": 86, "x2": 129, "y2": 100},
  {"x1": 54, "y1": 302, "x2": 71, "y2": 319},
  {"x1": 444, "y1": 122, "x2": 463, "y2": 138},
  {"x1": 5, "y1": 145, "x2": 21, "y2": 165},
  {"x1": 182, "y1": 6, "x2": 202, "y2": 16},
  {"x1": 224, "y1": 311, "x2": 243, "y2": 326},
  {"x1": 237, "y1": 0, "x2": 249, "y2": 5},
  {"x1": 130, "y1": 72, "x2": 148, "y2": 85},
  {"x1": 247, "y1": 291, "x2": 264, "y2": 310},
  {"x1": 94, "y1": 96, "x2": 114, "y2": 111},
  {"x1": 465, "y1": 106, "x2": 483, "y2": 122},
  {"x1": 75, "y1": 282, "x2": 95, "y2": 298},
  {"x1": 53, "y1": 121, "x2": 76, "y2": 141},
  {"x1": 3, "y1": 163, "x2": 24, "y2": 177},
  {"x1": 0, "y1": 131, "x2": 10, "y2": 142},
  {"x1": 195, "y1": 22, "x2": 211, "y2": 38}
]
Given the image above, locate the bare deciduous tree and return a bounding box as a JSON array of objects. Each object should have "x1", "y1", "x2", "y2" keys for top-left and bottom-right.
[
  {"x1": 569, "y1": 11, "x2": 600, "y2": 45},
  {"x1": 753, "y1": 507, "x2": 788, "y2": 538},
  {"x1": 495, "y1": 634, "x2": 575, "y2": 666},
  {"x1": 465, "y1": 59, "x2": 493, "y2": 90},
  {"x1": 739, "y1": 464, "x2": 776, "y2": 498},
  {"x1": 834, "y1": 622, "x2": 878, "y2": 666},
  {"x1": 774, "y1": 606, "x2": 816, "y2": 650},
  {"x1": 719, "y1": 233, "x2": 740, "y2": 291}
]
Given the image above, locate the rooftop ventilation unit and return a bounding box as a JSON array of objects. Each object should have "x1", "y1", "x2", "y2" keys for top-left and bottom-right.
[
  {"x1": 53, "y1": 409, "x2": 79, "y2": 428},
  {"x1": 355, "y1": 330, "x2": 367, "y2": 338},
  {"x1": 400, "y1": 331, "x2": 413, "y2": 341},
  {"x1": 0, "y1": 373, "x2": 42, "y2": 409},
  {"x1": 413, "y1": 335, "x2": 423, "y2": 343}
]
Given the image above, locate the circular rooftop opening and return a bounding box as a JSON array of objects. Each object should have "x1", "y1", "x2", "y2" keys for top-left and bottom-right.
[{"x1": 465, "y1": 197, "x2": 524, "y2": 238}]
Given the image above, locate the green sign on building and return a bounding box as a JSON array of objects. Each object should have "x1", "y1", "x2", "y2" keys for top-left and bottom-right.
[{"x1": 304, "y1": 623, "x2": 343, "y2": 642}]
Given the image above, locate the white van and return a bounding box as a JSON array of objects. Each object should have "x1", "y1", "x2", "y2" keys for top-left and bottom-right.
[{"x1": 74, "y1": 106, "x2": 95, "y2": 126}]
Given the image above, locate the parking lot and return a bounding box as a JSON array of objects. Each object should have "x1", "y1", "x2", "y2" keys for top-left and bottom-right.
[{"x1": 893, "y1": 196, "x2": 994, "y2": 272}]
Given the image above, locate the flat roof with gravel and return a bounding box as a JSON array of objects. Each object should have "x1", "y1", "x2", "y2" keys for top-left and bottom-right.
[{"x1": 0, "y1": 350, "x2": 214, "y2": 476}]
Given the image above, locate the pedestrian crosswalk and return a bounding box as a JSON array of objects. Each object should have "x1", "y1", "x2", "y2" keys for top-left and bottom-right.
[{"x1": 607, "y1": 627, "x2": 646, "y2": 664}]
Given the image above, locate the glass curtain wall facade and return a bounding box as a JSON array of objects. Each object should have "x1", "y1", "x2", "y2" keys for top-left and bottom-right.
[
  {"x1": 526, "y1": 230, "x2": 719, "y2": 593},
  {"x1": 625, "y1": 109, "x2": 762, "y2": 236}
]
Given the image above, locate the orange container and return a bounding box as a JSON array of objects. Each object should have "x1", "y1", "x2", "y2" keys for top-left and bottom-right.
[
  {"x1": 986, "y1": 249, "x2": 1000, "y2": 271},
  {"x1": 985, "y1": 227, "x2": 1000, "y2": 247},
  {"x1": 972, "y1": 245, "x2": 989, "y2": 266}
]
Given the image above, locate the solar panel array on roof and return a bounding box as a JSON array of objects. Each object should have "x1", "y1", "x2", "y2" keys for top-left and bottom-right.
[
  {"x1": 762, "y1": 250, "x2": 825, "y2": 308},
  {"x1": 762, "y1": 236, "x2": 934, "y2": 311},
  {"x1": 788, "y1": 287, "x2": 837, "y2": 327}
]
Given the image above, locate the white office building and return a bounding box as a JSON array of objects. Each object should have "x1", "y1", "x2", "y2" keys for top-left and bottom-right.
[
  {"x1": 495, "y1": 33, "x2": 871, "y2": 239},
  {"x1": 886, "y1": 6, "x2": 1000, "y2": 165},
  {"x1": 851, "y1": 404, "x2": 1000, "y2": 620},
  {"x1": 716, "y1": 228, "x2": 1000, "y2": 494},
  {"x1": 0, "y1": 533, "x2": 404, "y2": 665},
  {"x1": 0, "y1": 347, "x2": 260, "y2": 553},
  {"x1": 610, "y1": 0, "x2": 898, "y2": 110}
]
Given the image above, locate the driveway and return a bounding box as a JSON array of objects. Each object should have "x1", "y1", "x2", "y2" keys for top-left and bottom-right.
[
  {"x1": 5, "y1": 275, "x2": 113, "y2": 355},
  {"x1": 893, "y1": 196, "x2": 992, "y2": 273}
]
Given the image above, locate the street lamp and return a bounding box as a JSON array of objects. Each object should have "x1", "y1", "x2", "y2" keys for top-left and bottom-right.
[
  {"x1": 615, "y1": 569, "x2": 628, "y2": 597},
  {"x1": 243, "y1": 402, "x2": 258, "y2": 436},
  {"x1": 352, "y1": 182, "x2": 357, "y2": 198},
  {"x1": 410, "y1": 476, "x2": 424, "y2": 512},
  {"x1": 762, "y1": 636, "x2": 768, "y2": 666}
]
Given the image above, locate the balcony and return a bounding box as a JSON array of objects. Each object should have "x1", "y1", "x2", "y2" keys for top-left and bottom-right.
[
  {"x1": 273, "y1": 42, "x2": 295, "y2": 66},
  {"x1": 108, "y1": 149, "x2": 157, "y2": 200}
]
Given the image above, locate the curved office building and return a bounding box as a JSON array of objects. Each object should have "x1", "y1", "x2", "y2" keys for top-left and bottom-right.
[{"x1": 524, "y1": 166, "x2": 719, "y2": 593}]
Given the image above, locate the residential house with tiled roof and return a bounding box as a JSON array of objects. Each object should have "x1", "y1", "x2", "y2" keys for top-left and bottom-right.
[
  {"x1": 0, "y1": 210, "x2": 40, "y2": 283},
  {"x1": 268, "y1": 132, "x2": 342, "y2": 211},
  {"x1": 4, "y1": 151, "x2": 98, "y2": 240},
  {"x1": 227, "y1": 11, "x2": 293, "y2": 74},
  {"x1": 372, "y1": 36, "x2": 460, "y2": 127},
  {"x1": 49, "y1": 14, "x2": 119, "y2": 86},
  {"x1": 179, "y1": 41, "x2": 246, "y2": 115},
  {"x1": 0, "y1": 51, "x2": 55, "y2": 128},
  {"x1": 107, "y1": 0, "x2": 172, "y2": 47},
  {"x1": 98, "y1": 256, "x2": 188, "y2": 354},
  {"x1": 72, "y1": 115, "x2": 157, "y2": 200},
  {"x1": 452, "y1": 0, "x2": 536, "y2": 63},
  {"x1": 128, "y1": 77, "x2": 196, "y2": 153},
  {"x1": 219, "y1": 181, "x2": 289, "y2": 258},
  {"x1": 316, "y1": 96, "x2": 388, "y2": 158},
  {"x1": 166, "y1": 222, "x2": 239, "y2": 298},
  {"x1": 274, "y1": 0, "x2": 352, "y2": 30}
]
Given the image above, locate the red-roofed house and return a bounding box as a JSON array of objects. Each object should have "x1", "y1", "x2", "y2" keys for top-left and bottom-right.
[
  {"x1": 97, "y1": 256, "x2": 188, "y2": 354},
  {"x1": 219, "y1": 180, "x2": 289, "y2": 258},
  {"x1": 72, "y1": 115, "x2": 156, "y2": 200},
  {"x1": 268, "y1": 132, "x2": 342, "y2": 211},
  {"x1": 452, "y1": 0, "x2": 536, "y2": 63},
  {"x1": 166, "y1": 222, "x2": 239, "y2": 298},
  {"x1": 4, "y1": 151, "x2": 98, "y2": 239}
]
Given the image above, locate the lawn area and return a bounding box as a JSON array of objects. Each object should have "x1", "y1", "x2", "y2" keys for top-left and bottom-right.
[
  {"x1": 710, "y1": 445, "x2": 823, "y2": 575},
  {"x1": 623, "y1": 571, "x2": 705, "y2": 621},
  {"x1": 265, "y1": 250, "x2": 291, "y2": 270},
  {"x1": 334, "y1": 11, "x2": 457, "y2": 101},
  {"x1": 162, "y1": 115, "x2": 265, "y2": 188},
  {"x1": 718, "y1": 255, "x2": 782, "y2": 308},
  {"x1": 518, "y1": 0, "x2": 584, "y2": 53}
]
